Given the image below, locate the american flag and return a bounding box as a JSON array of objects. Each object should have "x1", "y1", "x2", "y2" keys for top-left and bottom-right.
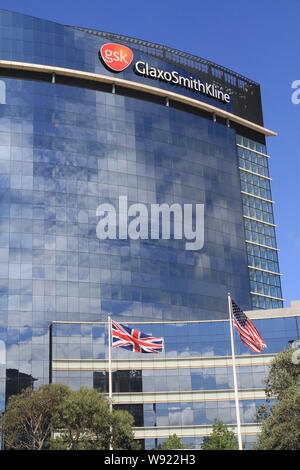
[
  {"x1": 111, "y1": 320, "x2": 164, "y2": 353},
  {"x1": 231, "y1": 300, "x2": 267, "y2": 353}
]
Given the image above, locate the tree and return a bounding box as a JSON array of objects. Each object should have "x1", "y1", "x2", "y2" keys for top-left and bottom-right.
[
  {"x1": 1, "y1": 384, "x2": 138, "y2": 450},
  {"x1": 255, "y1": 348, "x2": 300, "y2": 450},
  {"x1": 255, "y1": 384, "x2": 300, "y2": 450},
  {"x1": 158, "y1": 434, "x2": 185, "y2": 450},
  {"x1": 50, "y1": 387, "x2": 138, "y2": 450},
  {"x1": 1, "y1": 383, "x2": 70, "y2": 450},
  {"x1": 111, "y1": 409, "x2": 140, "y2": 450},
  {"x1": 202, "y1": 420, "x2": 239, "y2": 450},
  {"x1": 264, "y1": 347, "x2": 300, "y2": 399}
]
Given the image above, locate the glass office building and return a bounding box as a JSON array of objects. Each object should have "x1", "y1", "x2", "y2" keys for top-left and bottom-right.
[{"x1": 0, "y1": 9, "x2": 292, "y2": 448}]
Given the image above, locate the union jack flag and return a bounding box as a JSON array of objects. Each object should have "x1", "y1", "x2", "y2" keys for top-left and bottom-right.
[
  {"x1": 232, "y1": 300, "x2": 267, "y2": 353},
  {"x1": 111, "y1": 320, "x2": 164, "y2": 353}
]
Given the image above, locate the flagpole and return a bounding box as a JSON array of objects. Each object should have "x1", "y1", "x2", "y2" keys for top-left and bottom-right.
[
  {"x1": 108, "y1": 314, "x2": 113, "y2": 411},
  {"x1": 107, "y1": 314, "x2": 113, "y2": 450},
  {"x1": 227, "y1": 292, "x2": 243, "y2": 450}
]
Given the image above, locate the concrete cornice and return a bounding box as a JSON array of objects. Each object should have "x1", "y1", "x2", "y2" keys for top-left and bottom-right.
[
  {"x1": 133, "y1": 423, "x2": 260, "y2": 439},
  {"x1": 52, "y1": 354, "x2": 274, "y2": 372}
]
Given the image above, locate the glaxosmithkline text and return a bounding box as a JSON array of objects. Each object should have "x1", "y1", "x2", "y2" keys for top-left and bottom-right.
[{"x1": 134, "y1": 61, "x2": 230, "y2": 103}]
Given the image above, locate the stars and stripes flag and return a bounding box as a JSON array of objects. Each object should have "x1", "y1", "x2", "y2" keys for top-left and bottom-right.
[
  {"x1": 231, "y1": 300, "x2": 267, "y2": 353},
  {"x1": 111, "y1": 320, "x2": 164, "y2": 353}
]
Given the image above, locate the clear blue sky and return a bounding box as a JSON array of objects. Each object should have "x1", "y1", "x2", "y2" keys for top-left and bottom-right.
[{"x1": 0, "y1": 0, "x2": 299, "y2": 306}]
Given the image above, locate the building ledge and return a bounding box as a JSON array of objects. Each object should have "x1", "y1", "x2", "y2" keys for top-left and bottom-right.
[
  {"x1": 0, "y1": 60, "x2": 277, "y2": 137},
  {"x1": 133, "y1": 423, "x2": 260, "y2": 439}
]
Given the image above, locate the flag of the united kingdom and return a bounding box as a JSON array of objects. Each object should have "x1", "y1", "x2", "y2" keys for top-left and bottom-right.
[{"x1": 111, "y1": 320, "x2": 164, "y2": 353}]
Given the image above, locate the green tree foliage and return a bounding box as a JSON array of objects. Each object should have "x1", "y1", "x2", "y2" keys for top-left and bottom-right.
[
  {"x1": 1, "y1": 384, "x2": 138, "y2": 450},
  {"x1": 264, "y1": 347, "x2": 300, "y2": 399},
  {"x1": 201, "y1": 420, "x2": 239, "y2": 450},
  {"x1": 49, "y1": 387, "x2": 138, "y2": 450},
  {"x1": 111, "y1": 409, "x2": 140, "y2": 450},
  {"x1": 1, "y1": 383, "x2": 70, "y2": 450},
  {"x1": 158, "y1": 434, "x2": 185, "y2": 450},
  {"x1": 255, "y1": 348, "x2": 300, "y2": 450},
  {"x1": 254, "y1": 403, "x2": 270, "y2": 424},
  {"x1": 255, "y1": 384, "x2": 300, "y2": 450}
]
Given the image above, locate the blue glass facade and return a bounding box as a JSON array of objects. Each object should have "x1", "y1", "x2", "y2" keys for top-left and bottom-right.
[
  {"x1": 52, "y1": 317, "x2": 298, "y2": 361},
  {"x1": 236, "y1": 136, "x2": 283, "y2": 309},
  {"x1": 0, "y1": 10, "x2": 287, "y2": 449}
]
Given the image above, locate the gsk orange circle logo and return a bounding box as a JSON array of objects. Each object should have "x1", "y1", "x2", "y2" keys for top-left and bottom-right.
[{"x1": 100, "y1": 43, "x2": 133, "y2": 72}]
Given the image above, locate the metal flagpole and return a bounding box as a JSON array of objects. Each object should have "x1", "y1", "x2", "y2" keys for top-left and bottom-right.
[
  {"x1": 227, "y1": 292, "x2": 243, "y2": 450},
  {"x1": 49, "y1": 322, "x2": 53, "y2": 384},
  {"x1": 108, "y1": 314, "x2": 113, "y2": 412},
  {"x1": 107, "y1": 314, "x2": 113, "y2": 451}
]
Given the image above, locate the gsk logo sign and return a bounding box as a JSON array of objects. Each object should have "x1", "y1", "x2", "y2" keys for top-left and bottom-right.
[{"x1": 100, "y1": 43, "x2": 133, "y2": 72}]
